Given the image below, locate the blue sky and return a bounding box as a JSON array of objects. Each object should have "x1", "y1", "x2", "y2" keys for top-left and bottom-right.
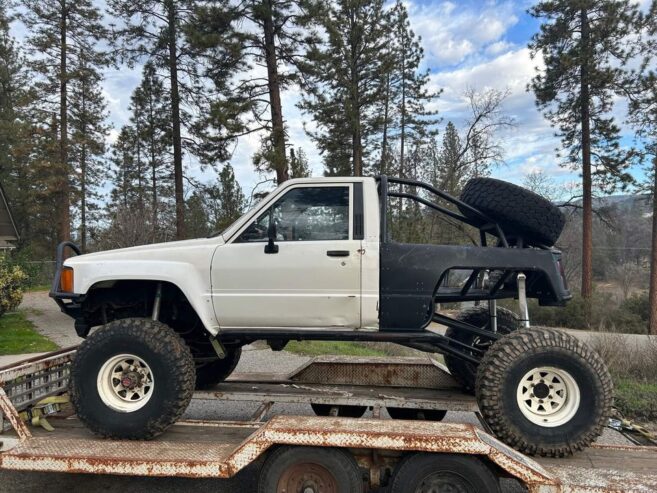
[{"x1": 11, "y1": 0, "x2": 650, "y2": 200}]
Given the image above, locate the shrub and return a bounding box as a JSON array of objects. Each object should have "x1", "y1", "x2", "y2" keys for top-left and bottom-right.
[{"x1": 0, "y1": 264, "x2": 28, "y2": 317}]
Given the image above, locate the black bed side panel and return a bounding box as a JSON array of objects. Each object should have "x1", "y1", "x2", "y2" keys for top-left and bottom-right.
[{"x1": 379, "y1": 243, "x2": 569, "y2": 330}]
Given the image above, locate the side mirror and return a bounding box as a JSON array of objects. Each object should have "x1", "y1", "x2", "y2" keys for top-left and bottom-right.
[{"x1": 264, "y1": 221, "x2": 279, "y2": 254}]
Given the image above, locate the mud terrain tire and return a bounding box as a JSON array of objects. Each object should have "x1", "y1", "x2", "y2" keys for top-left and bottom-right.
[
  {"x1": 459, "y1": 177, "x2": 565, "y2": 247},
  {"x1": 70, "y1": 318, "x2": 196, "y2": 440},
  {"x1": 445, "y1": 306, "x2": 519, "y2": 393},
  {"x1": 476, "y1": 328, "x2": 613, "y2": 457}
]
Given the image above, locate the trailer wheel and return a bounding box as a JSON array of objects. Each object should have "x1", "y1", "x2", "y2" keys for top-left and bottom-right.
[
  {"x1": 476, "y1": 328, "x2": 613, "y2": 457},
  {"x1": 311, "y1": 403, "x2": 367, "y2": 418},
  {"x1": 390, "y1": 453, "x2": 500, "y2": 493},
  {"x1": 195, "y1": 347, "x2": 242, "y2": 390},
  {"x1": 445, "y1": 307, "x2": 519, "y2": 393},
  {"x1": 459, "y1": 177, "x2": 565, "y2": 247},
  {"x1": 70, "y1": 318, "x2": 195, "y2": 440},
  {"x1": 258, "y1": 446, "x2": 363, "y2": 493},
  {"x1": 387, "y1": 407, "x2": 447, "y2": 421}
]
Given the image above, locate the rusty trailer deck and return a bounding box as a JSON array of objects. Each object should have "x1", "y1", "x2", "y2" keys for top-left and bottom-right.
[{"x1": 1, "y1": 350, "x2": 657, "y2": 492}]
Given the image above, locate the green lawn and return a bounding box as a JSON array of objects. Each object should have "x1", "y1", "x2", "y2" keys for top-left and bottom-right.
[
  {"x1": 0, "y1": 311, "x2": 59, "y2": 355},
  {"x1": 613, "y1": 376, "x2": 657, "y2": 421},
  {"x1": 285, "y1": 340, "x2": 389, "y2": 357},
  {"x1": 26, "y1": 284, "x2": 50, "y2": 292}
]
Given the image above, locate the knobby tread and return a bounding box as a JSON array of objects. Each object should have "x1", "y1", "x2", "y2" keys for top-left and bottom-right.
[
  {"x1": 475, "y1": 328, "x2": 613, "y2": 457},
  {"x1": 459, "y1": 177, "x2": 565, "y2": 246},
  {"x1": 444, "y1": 306, "x2": 519, "y2": 392},
  {"x1": 70, "y1": 318, "x2": 196, "y2": 440}
]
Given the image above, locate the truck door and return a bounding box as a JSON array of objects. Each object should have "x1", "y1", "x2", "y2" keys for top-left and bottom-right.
[{"x1": 211, "y1": 183, "x2": 362, "y2": 328}]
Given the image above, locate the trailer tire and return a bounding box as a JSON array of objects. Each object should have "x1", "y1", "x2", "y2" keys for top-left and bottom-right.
[
  {"x1": 195, "y1": 347, "x2": 242, "y2": 390},
  {"x1": 311, "y1": 403, "x2": 367, "y2": 418},
  {"x1": 445, "y1": 307, "x2": 519, "y2": 393},
  {"x1": 390, "y1": 453, "x2": 500, "y2": 493},
  {"x1": 387, "y1": 407, "x2": 447, "y2": 421},
  {"x1": 459, "y1": 177, "x2": 565, "y2": 247},
  {"x1": 476, "y1": 328, "x2": 613, "y2": 457},
  {"x1": 70, "y1": 318, "x2": 196, "y2": 440},
  {"x1": 258, "y1": 446, "x2": 363, "y2": 493}
]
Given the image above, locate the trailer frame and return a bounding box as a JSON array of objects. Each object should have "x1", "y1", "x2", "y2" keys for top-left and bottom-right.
[{"x1": 1, "y1": 349, "x2": 656, "y2": 492}]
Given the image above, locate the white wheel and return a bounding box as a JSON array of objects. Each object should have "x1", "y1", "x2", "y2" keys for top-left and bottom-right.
[
  {"x1": 516, "y1": 366, "x2": 580, "y2": 427},
  {"x1": 97, "y1": 353, "x2": 155, "y2": 413}
]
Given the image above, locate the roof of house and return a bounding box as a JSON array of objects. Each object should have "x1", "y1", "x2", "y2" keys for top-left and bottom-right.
[{"x1": 0, "y1": 182, "x2": 19, "y2": 242}]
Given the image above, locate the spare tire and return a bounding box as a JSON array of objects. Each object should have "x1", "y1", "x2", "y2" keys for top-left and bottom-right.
[{"x1": 459, "y1": 177, "x2": 565, "y2": 247}]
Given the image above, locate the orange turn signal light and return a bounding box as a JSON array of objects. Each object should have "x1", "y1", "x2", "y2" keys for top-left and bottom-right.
[{"x1": 60, "y1": 267, "x2": 74, "y2": 293}]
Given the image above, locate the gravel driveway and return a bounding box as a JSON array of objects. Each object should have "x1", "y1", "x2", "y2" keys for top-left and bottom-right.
[{"x1": 0, "y1": 291, "x2": 637, "y2": 492}]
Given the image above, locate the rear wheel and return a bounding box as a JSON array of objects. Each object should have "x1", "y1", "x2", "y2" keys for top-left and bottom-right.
[
  {"x1": 70, "y1": 318, "x2": 196, "y2": 440},
  {"x1": 387, "y1": 407, "x2": 447, "y2": 421},
  {"x1": 444, "y1": 306, "x2": 519, "y2": 393},
  {"x1": 311, "y1": 403, "x2": 367, "y2": 418},
  {"x1": 195, "y1": 347, "x2": 242, "y2": 390},
  {"x1": 476, "y1": 328, "x2": 613, "y2": 456},
  {"x1": 258, "y1": 446, "x2": 363, "y2": 493},
  {"x1": 390, "y1": 453, "x2": 500, "y2": 493}
]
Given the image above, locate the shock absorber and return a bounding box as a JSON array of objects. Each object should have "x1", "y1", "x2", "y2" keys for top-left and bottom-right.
[{"x1": 517, "y1": 273, "x2": 530, "y2": 328}]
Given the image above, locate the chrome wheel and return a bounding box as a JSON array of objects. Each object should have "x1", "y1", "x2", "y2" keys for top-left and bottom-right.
[
  {"x1": 97, "y1": 354, "x2": 154, "y2": 413},
  {"x1": 516, "y1": 366, "x2": 580, "y2": 427}
]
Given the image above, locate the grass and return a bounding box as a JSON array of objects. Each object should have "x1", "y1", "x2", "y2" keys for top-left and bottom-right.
[
  {"x1": 26, "y1": 284, "x2": 50, "y2": 293},
  {"x1": 285, "y1": 341, "x2": 389, "y2": 357},
  {"x1": 0, "y1": 311, "x2": 59, "y2": 355},
  {"x1": 613, "y1": 376, "x2": 657, "y2": 421}
]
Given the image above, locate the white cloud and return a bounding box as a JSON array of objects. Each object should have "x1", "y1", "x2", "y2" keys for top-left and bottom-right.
[{"x1": 406, "y1": 1, "x2": 519, "y2": 67}]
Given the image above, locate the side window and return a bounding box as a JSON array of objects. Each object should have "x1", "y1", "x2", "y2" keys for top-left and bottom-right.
[{"x1": 236, "y1": 186, "x2": 350, "y2": 242}]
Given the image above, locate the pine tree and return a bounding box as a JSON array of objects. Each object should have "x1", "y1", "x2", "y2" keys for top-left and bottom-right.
[
  {"x1": 69, "y1": 53, "x2": 111, "y2": 252},
  {"x1": 383, "y1": 1, "x2": 439, "y2": 178},
  {"x1": 109, "y1": 0, "x2": 203, "y2": 240},
  {"x1": 437, "y1": 122, "x2": 463, "y2": 195},
  {"x1": 529, "y1": 0, "x2": 639, "y2": 301},
  {"x1": 211, "y1": 164, "x2": 245, "y2": 232},
  {"x1": 289, "y1": 147, "x2": 310, "y2": 178},
  {"x1": 189, "y1": 1, "x2": 314, "y2": 184},
  {"x1": 0, "y1": 2, "x2": 32, "y2": 245},
  {"x1": 628, "y1": 1, "x2": 657, "y2": 334},
  {"x1": 20, "y1": 0, "x2": 109, "y2": 245},
  {"x1": 129, "y1": 64, "x2": 172, "y2": 230},
  {"x1": 299, "y1": 0, "x2": 391, "y2": 177}
]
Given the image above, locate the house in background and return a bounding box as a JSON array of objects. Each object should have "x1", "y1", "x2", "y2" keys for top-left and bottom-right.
[{"x1": 0, "y1": 183, "x2": 19, "y2": 251}]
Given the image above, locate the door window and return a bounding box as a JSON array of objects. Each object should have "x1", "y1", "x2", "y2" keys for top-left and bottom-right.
[{"x1": 236, "y1": 186, "x2": 350, "y2": 242}]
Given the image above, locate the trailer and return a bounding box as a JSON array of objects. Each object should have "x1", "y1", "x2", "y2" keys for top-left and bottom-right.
[{"x1": 1, "y1": 349, "x2": 656, "y2": 492}]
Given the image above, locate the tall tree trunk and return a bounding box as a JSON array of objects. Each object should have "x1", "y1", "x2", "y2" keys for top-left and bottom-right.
[
  {"x1": 149, "y1": 102, "x2": 158, "y2": 239},
  {"x1": 380, "y1": 73, "x2": 390, "y2": 175},
  {"x1": 580, "y1": 8, "x2": 593, "y2": 306},
  {"x1": 80, "y1": 85, "x2": 87, "y2": 253},
  {"x1": 353, "y1": 124, "x2": 362, "y2": 176},
  {"x1": 649, "y1": 156, "x2": 657, "y2": 335},
  {"x1": 263, "y1": 0, "x2": 288, "y2": 185},
  {"x1": 165, "y1": 0, "x2": 185, "y2": 240},
  {"x1": 58, "y1": 4, "x2": 70, "y2": 244}
]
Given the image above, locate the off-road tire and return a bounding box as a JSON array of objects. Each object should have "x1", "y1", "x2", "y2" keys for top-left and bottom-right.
[
  {"x1": 258, "y1": 446, "x2": 363, "y2": 493},
  {"x1": 390, "y1": 453, "x2": 500, "y2": 493},
  {"x1": 70, "y1": 318, "x2": 196, "y2": 440},
  {"x1": 195, "y1": 347, "x2": 242, "y2": 390},
  {"x1": 459, "y1": 177, "x2": 565, "y2": 247},
  {"x1": 476, "y1": 328, "x2": 613, "y2": 457},
  {"x1": 445, "y1": 306, "x2": 519, "y2": 393}
]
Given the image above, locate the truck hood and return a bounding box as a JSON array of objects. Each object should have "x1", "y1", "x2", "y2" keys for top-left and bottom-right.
[{"x1": 65, "y1": 237, "x2": 225, "y2": 265}]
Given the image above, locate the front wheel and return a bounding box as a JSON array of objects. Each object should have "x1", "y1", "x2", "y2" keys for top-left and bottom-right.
[
  {"x1": 70, "y1": 318, "x2": 196, "y2": 440},
  {"x1": 476, "y1": 328, "x2": 613, "y2": 457}
]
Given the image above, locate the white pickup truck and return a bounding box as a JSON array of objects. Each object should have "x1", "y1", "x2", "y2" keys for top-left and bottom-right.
[{"x1": 50, "y1": 175, "x2": 612, "y2": 458}]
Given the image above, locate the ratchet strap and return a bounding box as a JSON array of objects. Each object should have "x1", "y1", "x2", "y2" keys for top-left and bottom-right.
[
  {"x1": 18, "y1": 395, "x2": 70, "y2": 432},
  {"x1": 608, "y1": 409, "x2": 657, "y2": 447}
]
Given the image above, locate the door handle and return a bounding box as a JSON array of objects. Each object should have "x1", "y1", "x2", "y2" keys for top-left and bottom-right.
[{"x1": 327, "y1": 250, "x2": 350, "y2": 257}]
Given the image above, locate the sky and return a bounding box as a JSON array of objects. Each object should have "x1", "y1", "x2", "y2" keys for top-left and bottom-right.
[{"x1": 11, "y1": 0, "x2": 651, "y2": 200}]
